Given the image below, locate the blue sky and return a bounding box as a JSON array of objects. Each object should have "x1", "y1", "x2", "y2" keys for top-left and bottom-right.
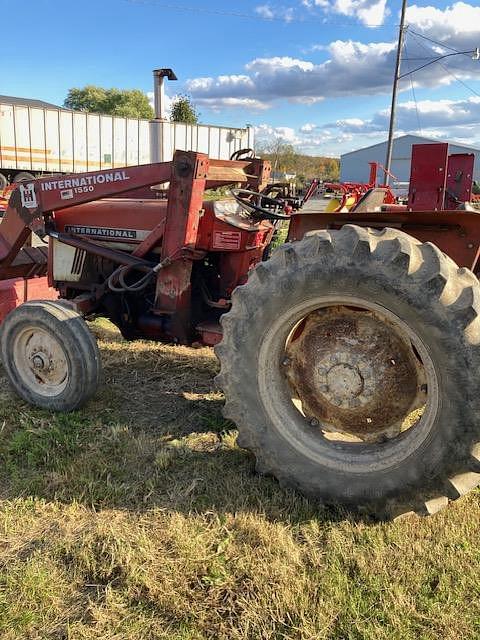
[{"x1": 2, "y1": 0, "x2": 480, "y2": 156}]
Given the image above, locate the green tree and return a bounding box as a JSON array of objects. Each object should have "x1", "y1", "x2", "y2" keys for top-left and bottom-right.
[
  {"x1": 64, "y1": 86, "x2": 154, "y2": 119},
  {"x1": 256, "y1": 139, "x2": 298, "y2": 175},
  {"x1": 170, "y1": 95, "x2": 199, "y2": 124},
  {"x1": 256, "y1": 135, "x2": 340, "y2": 181},
  {"x1": 324, "y1": 158, "x2": 340, "y2": 181}
]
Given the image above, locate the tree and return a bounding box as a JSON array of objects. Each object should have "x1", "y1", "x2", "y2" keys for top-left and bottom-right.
[
  {"x1": 170, "y1": 95, "x2": 199, "y2": 124},
  {"x1": 256, "y1": 134, "x2": 340, "y2": 181},
  {"x1": 256, "y1": 138, "x2": 297, "y2": 175},
  {"x1": 64, "y1": 86, "x2": 154, "y2": 119},
  {"x1": 324, "y1": 158, "x2": 340, "y2": 181}
]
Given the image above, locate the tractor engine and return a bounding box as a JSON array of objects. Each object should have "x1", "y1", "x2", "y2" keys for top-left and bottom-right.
[{"x1": 52, "y1": 196, "x2": 274, "y2": 343}]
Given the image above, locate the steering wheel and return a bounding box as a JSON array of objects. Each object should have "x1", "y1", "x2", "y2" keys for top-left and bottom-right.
[
  {"x1": 231, "y1": 188, "x2": 291, "y2": 221},
  {"x1": 230, "y1": 148, "x2": 256, "y2": 161}
]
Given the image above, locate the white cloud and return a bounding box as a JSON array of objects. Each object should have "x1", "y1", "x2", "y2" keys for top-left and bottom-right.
[
  {"x1": 329, "y1": 96, "x2": 480, "y2": 135},
  {"x1": 336, "y1": 117, "x2": 366, "y2": 128},
  {"x1": 254, "y1": 4, "x2": 295, "y2": 21},
  {"x1": 300, "y1": 123, "x2": 318, "y2": 132},
  {"x1": 187, "y1": 74, "x2": 254, "y2": 94},
  {"x1": 186, "y1": 43, "x2": 397, "y2": 109},
  {"x1": 255, "y1": 124, "x2": 301, "y2": 144},
  {"x1": 406, "y1": 2, "x2": 480, "y2": 44},
  {"x1": 255, "y1": 4, "x2": 274, "y2": 19},
  {"x1": 303, "y1": 0, "x2": 329, "y2": 8},
  {"x1": 196, "y1": 97, "x2": 270, "y2": 111},
  {"x1": 256, "y1": 120, "x2": 363, "y2": 155},
  {"x1": 304, "y1": 0, "x2": 389, "y2": 26},
  {"x1": 245, "y1": 56, "x2": 315, "y2": 73},
  {"x1": 289, "y1": 96, "x2": 324, "y2": 104},
  {"x1": 147, "y1": 90, "x2": 172, "y2": 115},
  {"x1": 254, "y1": 124, "x2": 302, "y2": 148},
  {"x1": 182, "y1": 3, "x2": 480, "y2": 115},
  {"x1": 334, "y1": 0, "x2": 388, "y2": 26},
  {"x1": 254, "y1": 93, "x2": 480, "y2": 157}
]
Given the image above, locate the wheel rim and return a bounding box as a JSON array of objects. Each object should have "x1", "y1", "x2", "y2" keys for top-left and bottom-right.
[
  {"x1": 284, "y1": 306, "x2": 427, "y2": 442},
  {"x1": 13, "y1": 326, "x2": 69, "y2": 397},
  {"x1": 258, "y1": 295, "x2": 439, "y2": 473}
]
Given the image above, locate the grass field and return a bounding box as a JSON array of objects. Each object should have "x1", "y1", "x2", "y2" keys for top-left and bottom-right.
[{"x1": 0, "y1": 319, "x2": 479, "y2": 639}]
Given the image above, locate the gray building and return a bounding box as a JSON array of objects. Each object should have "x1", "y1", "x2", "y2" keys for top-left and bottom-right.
[
  {"x1": 340, "y1": 134, "x2": 480, "y2": 184},
  {"x1": 0, "y1": 94, "x2": 61, "y2": 110}
]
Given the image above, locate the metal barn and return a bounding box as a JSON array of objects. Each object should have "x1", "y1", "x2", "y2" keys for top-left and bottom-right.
[{"x1": 340, "y1": 134, "x2": 480, "y2": 184}]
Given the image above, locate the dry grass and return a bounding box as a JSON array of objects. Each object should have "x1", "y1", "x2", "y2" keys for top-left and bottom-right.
[{"x1": 0, "y1": 319, "x2": 479, "y2": 639}]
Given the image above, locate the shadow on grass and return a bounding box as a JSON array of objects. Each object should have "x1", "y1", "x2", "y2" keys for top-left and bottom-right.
[{"x1": 0, "y1": 324, "x2": 378, "y2": 526}]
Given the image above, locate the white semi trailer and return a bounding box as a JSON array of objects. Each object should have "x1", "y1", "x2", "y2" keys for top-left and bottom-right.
[{"x1": 0, "y1": 69, "x2": 254, "y2": 189}]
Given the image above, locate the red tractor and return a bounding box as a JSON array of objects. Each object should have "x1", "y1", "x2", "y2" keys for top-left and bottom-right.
[{"x1": 0, "y1": 143, "x2": 479, "y2": 516}]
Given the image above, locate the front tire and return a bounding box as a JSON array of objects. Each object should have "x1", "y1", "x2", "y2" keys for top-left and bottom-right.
[
  {"x1": 216, "y1": 226, "x2": 480, "y2": 515},
  {"x1": 0, "y1": 300, "x2": 101, "y2": 411},
  {"x1": 13, "y1": 172, "x2": 35, "y2": 183}
]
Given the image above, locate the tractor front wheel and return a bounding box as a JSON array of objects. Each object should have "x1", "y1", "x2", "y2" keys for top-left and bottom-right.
[
  {"x1": 216, "y1": 225, "x2": 480, "y2": 516},
  {"x1": 0, "y1": 300, "x2": 101, "y2": 411}
]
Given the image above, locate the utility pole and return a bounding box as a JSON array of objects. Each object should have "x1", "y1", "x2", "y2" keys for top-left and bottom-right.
[{"x1": 384, "y1": 0, "x2": 408, "y2": 185}]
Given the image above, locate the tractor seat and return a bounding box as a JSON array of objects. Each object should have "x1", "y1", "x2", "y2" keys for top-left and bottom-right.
[{"x1": 351, "y1": 188, "x2": 390, "y2": 213}]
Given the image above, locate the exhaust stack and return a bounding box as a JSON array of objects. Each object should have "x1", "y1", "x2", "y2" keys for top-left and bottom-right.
[{"x1": 153, "y1": 68, "x2": 178, "y2": 120}]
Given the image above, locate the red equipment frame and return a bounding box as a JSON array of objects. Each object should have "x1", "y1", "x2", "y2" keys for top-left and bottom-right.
[
  {"x1": 290, "y1": 144, "x2": 479, "y2": 270},
  {"x1": 288, "y1": 208, "x2": 480, "y2": 270}
]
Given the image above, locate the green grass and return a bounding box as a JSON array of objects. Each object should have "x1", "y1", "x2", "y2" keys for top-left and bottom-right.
[{"x1": 0, "y1": 318, "x2": 478, "y2": 639}]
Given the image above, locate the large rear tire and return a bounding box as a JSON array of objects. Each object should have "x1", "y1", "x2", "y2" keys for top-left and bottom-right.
[
  {"x1": 216, "y1": 225, "x2": 480, "y2": 516},
  {"x1": 0, "y1": 300, "x2": 101, "y2": 411}
]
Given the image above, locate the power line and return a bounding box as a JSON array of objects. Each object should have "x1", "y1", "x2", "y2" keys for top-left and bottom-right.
[
  {"x1": 403, "y1": 57, "x2": 447, "y2": 61},
  {"x1": 398, "y1": 50, "x2": 477, "y2": 79},
  {"x1": 408, "y1": 31, "x2": 480, "y2": 99},
  {"x1": 434, "y1": 59, "x2": 480, "y2": 99},
  {"x1": 125, "y1": 0, "x2": 398, "y2": 27},
  {"x1": 408, "y1": 29, "x2": 472, "y2": 59}
]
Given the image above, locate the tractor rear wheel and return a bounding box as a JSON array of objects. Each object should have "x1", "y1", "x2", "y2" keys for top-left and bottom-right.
[
  {"x1": 0, "y1": 300, "x2": 101, "y2": 411},
  {"x1": 216, "y1": 225, "x2": 480, "y2": 516}
]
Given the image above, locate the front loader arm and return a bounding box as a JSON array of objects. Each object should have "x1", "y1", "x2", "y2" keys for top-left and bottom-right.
[
  {"x1": 0, "y1": 160, "x2": 175, "y2": 270},
  {"x1": 0, "y1": 150, "x2": 271, "y2": 267},
  {"x1": 0, "y1": 150, "x2": 272, "y2": 283}
]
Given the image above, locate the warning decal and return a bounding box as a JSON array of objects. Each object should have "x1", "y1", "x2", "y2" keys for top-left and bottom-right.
[{"x1": 212, "y1": 230, "x2": 242, "y2": 250}]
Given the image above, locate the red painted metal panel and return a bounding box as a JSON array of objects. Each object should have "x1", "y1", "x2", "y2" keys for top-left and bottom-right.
[
  {"x1": 288, "y1": 209, "x2": 480, "y2": 271},
  {"x1": 0, "y1": 276, "x2": 57, "y2": 322},
  {"x1": 25, "y1": 277, "x2": 58, "y2": 304},
  {"x1": 55, "y1": 199, "x2": 167, "y2": 242},
  {"x1": 445, "y1": 153, "x2": 474, "y2": 209},
  {"x1": 154, "y1": 151, "x2": 209, "y2": 342},
  {"x1": 408, "y1": 143, "x2": 448, "y2": 211}
]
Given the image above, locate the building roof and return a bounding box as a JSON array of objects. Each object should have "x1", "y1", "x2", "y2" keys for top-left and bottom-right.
[
  {"x1": 341, "y1": 134, "x2": 480, "y2": 158},
  {"x1": 0, "y1": 94, "x2": 61, "y2": 110}
]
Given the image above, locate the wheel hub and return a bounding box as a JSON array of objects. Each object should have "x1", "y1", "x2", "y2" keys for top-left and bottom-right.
[
  {"x1": 324, "y1": 363, "x2": 364, "y2": 406},
  {"x1": 284, "y1": 306, "x2": 426, "y2": 442},
  {"x1": 14, "y1": 327, "x2": 69, "y2": 394},
  {"x1": 31, "y1": 352, "x2": 48, "y2": 370}
]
